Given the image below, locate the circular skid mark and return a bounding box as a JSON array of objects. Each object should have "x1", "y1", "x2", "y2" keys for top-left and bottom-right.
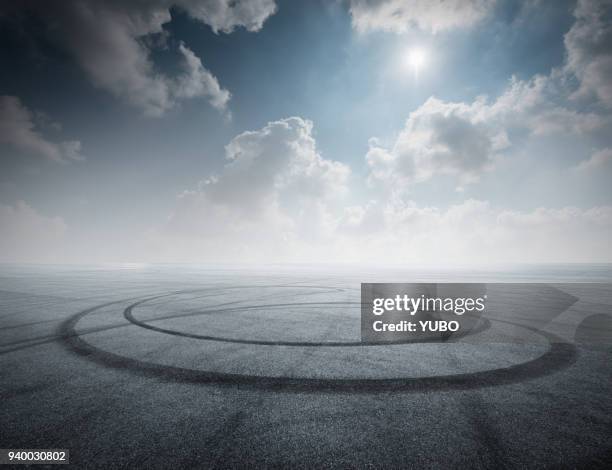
[
  {"x1": 59, "y1": 289, "x2": 578, "y2": 393},
  {"x1": 575, "y1": 313, "x2": 612, "y2": 351},
  {"x1": 124, "y1": 296, "x2": 491, "y2": 346}
]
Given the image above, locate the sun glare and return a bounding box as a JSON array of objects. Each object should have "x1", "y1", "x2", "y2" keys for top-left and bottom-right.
[{"x1": 405, "y1": 47, "x2": 427, "y2": 76}]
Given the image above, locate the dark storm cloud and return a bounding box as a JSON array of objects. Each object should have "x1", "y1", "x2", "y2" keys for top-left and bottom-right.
[
  {"x1": 0, "y1": 95, "x2": 82, "y2": 163},
  {"x1": 0, "y1": 0, "x2": 277, "y2": 116}
]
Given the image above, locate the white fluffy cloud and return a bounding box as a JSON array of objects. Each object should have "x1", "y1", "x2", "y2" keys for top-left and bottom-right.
[
  {"x1": 0, "y1": 95, "x2": 82, "y2": 163},
  {"x1": 153, "y1": 117, "x2": 350, "y2": 261},
  {"x1": 3, "y1": 0, "x2": 277, "y2": 116},
  {"x1": 150, "y1": 194, "x2": 612, "y2": 264},
  {"x1": 173, "y1": 43, "x2": 230, "y2": 110},
  {"x1": 177, "y1": 0, "x2": 277, "y2": 33},
  {"x1": 564, "y1": 0, "x2": 612, "y2": 108},
  {"x1": 358, "y1": 0, "x2": 610, "y2": 192},
  {"x1": 0, "y1": 201, "x2": 67, "y2": 262},
  {"x1": 366, "y1": 97, "x2": 501, "y2": 188},
  {"x1": 1, "y1": 114, "x2": 608, "y2": 264},
  {"x1": 488, "y1": 75, "x2": 605, "y2": 135},
  {"x1": 574, "y1": 147, "x2": 612, "y2": 171},
  {"x1": 349, "y1": 0, "x2": 496, "y2": 34},
  {"x1": 136, "y1": 117, "x2": 612, "y2": 264},
  {"x1": 336, "y1": 198, "x2": 612, "y2": 264},
  {"x1": 366, "y1": 74, "x2": 605, "y2": 190}
]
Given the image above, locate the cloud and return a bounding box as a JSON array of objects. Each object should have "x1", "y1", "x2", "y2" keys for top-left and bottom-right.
[
  {"x1": 1, "y1": 114, "x2": 608, "y2": 265},
  {"x1": 564, "y1": 0, "x2": 612, "y2": 108},
  {"x1": 349, "y1": 0, "x2": 496, "y2": 34},
  {"x1": 0, "y1": 95, "x2": 83, "y2": 163},
  {"x1": 360, "y1": 0, "x2": 611, "y2": 190},
  {"x1": 149, "y1": 195, "x2": 612, "y2": 264},
  {"x1": 134, "y1": 118, "x2": 612, "y2": 265},
  {"x1": 3, "y1": 0, "x2": 277, "y2": 116},
  {"x1": 153, "y1": 117, "x2": 350, "y2": 261},
  {"x1": 0, "y1": 201, "x2": 67, "y2": 262},
  {"x1": 177, "y1": 0, "x2": 277, "y2": 33},
  {"x1": 366, "y1": 73, "x2": 606, "y2": 190},
  {"x1": 366, "y1": 97, "x2": 502, "y2": 189},
  {"x1": 488, "y1": 75, "x2": 605, "y2": 135},
  {"x1": 336, "y1": 198, "x2": 612, "y2": 264},
  {"x1": 574, "y1": 147, "x2": 612, "y2": 171},
  {"x1": 173, "y1": 42, "x2": 230, "y2": 110}
]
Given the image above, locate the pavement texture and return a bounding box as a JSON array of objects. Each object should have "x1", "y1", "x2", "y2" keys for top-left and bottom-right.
[{"x1": 1, "y1": 265, "x2": 611, "y2": 469}]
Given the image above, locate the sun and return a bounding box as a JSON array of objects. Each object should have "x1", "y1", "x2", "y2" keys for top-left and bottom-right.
[{"x1": 405, "y1": 47, "x2": 427, "y2": 75}]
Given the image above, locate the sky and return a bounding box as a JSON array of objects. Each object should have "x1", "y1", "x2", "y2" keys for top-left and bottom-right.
[{"x1": 0, "y1": 0, "x2": 611, "y2": 265}]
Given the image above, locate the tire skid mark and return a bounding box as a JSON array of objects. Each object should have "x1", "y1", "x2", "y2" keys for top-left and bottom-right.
[{"x1": 58, "y1": 288, "x2": 579, "y2": 394}]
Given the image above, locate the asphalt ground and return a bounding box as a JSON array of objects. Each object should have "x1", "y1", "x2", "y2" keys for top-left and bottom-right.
[{"x1": 1, "y1": 265, "x2": 611, "y2": 469}]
